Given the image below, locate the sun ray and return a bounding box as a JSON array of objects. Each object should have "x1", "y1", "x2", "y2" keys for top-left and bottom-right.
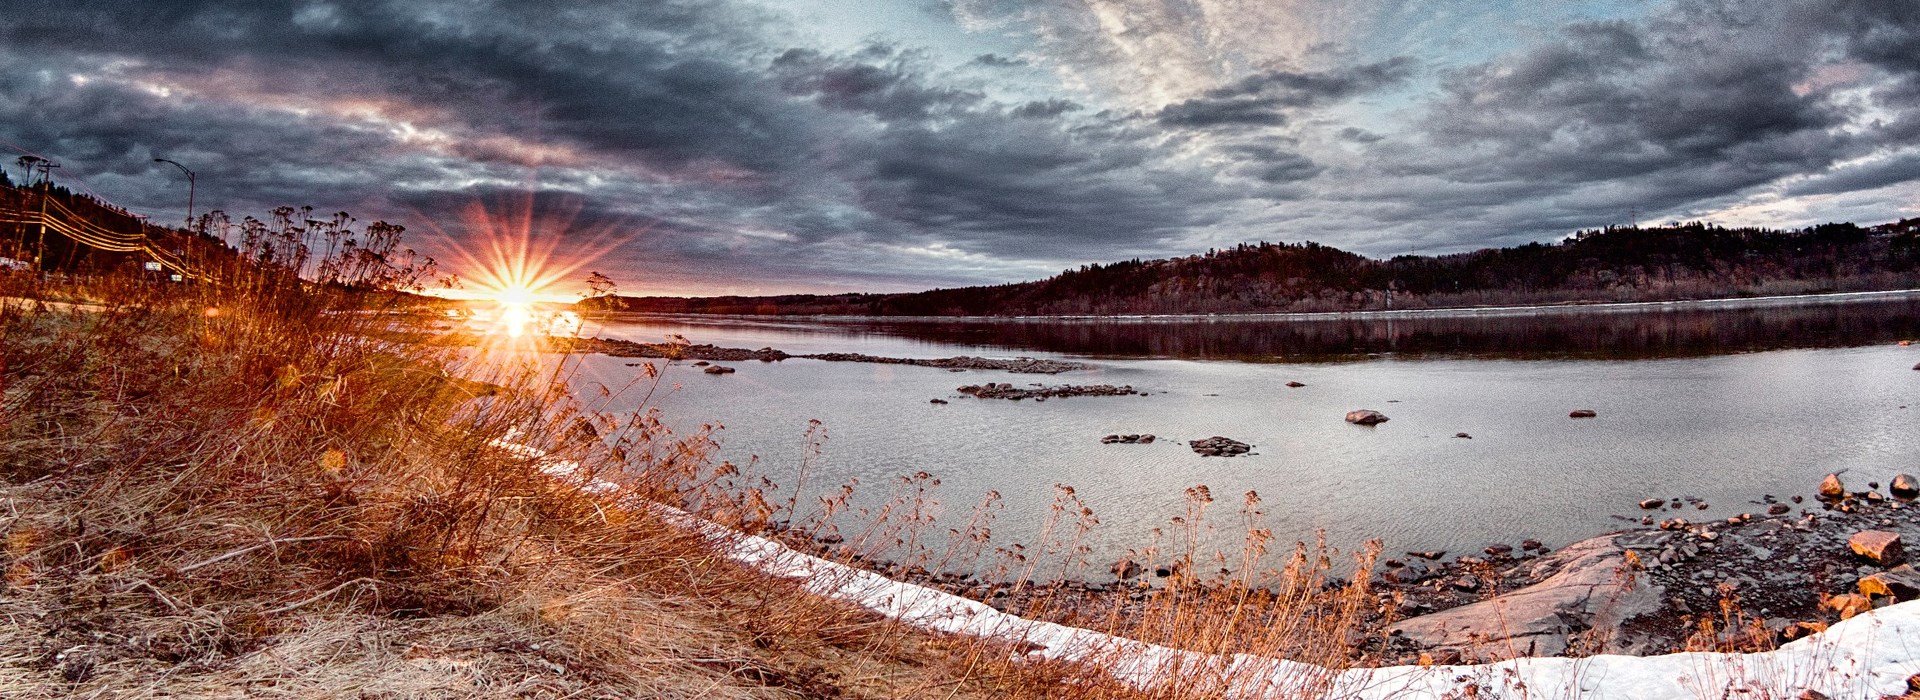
[{"x1": 408, "y1": 190, "x2": 639, "y2": 343}]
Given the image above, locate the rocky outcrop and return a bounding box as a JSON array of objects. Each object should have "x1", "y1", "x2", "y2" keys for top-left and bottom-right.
[
  {"x1": 1345, "y1": 409, "x2": 1389, "y2": 425},
  {"x1": 1859, "y1": 565, "x2": 1920, "y2": 601},
  {"x1": 806, "y1": 353, "x2": 1085, "y2": 374},
  {"x1": 1187, "y1": 436, "x2": 1251, "y2": 457},
  {"x1": 958, "y1": 383, "x2": 1138, "y2": 400},
  {"x1": 1391, "y1": 533, "x2": 1663, "y2": 658},
  {"x1": 564, "y1": 337, "x2": 1087, "y2": 373}
]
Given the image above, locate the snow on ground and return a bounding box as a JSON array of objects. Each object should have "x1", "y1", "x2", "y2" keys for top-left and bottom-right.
[{"x1": 513, "y1": 438, "x2": 1920, "y2": 698}]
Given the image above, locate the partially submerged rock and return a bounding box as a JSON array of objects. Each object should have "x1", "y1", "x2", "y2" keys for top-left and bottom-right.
[
  {"x1": 1345, "y1": 409, "x2": 1389, "y2": 425},
  {"x1": 958, "y1": 383, "x2": 1138, "y2": 400},
  {"x1": 1390, "y1": 533, "x2": 1664, "y2": 658},
  {"x1": 1820, "y1": 473, "x2": 1847, "y2": 500},
  {"x1": 703, "y1": 365, "x2": 736, "y2": 375},
  {"x1": 1101, "y1": 434, "x2": 1155, "y2": 444},
  {"x1": 1569, "y1": 409, "x2": 1598, "y2": 418},
  {"x1": 1892, "y1": 473, "x2": 1919, "y2": 500},
  {"x1": 1187, "y1": 436, "x2": 1251, "y2": 457}
]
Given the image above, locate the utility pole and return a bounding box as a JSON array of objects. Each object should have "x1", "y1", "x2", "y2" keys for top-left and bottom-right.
[
  {"x1": 32, "y1": 159, "x2": 58, "y2": 273},
  {"x1": 153, "y1": 158, "x2": 195, "y2": 234}
]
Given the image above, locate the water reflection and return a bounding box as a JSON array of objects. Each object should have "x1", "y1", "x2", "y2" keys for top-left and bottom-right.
[{"x1": 757, "y1": 295, "x2": 1920, "y2": 361}]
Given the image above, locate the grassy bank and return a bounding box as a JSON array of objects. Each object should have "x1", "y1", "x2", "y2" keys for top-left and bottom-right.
[{"x1": 0, "y1": 271, "x2": 1173, "y2": 698}]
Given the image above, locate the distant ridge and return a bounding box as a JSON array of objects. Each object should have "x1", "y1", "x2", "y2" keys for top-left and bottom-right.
[{"x1": 580, "y1": 219, "x2": 1920, "y2": 317}]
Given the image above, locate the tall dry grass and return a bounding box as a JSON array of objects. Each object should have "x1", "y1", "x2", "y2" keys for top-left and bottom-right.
[{"x1": 0, "y1": 221, "x2": 1152, "y2": 698}]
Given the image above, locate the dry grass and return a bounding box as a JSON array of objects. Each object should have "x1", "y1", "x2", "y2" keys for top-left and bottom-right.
[
  {"x1": 0, "y1": 208, "x2": 1429, "y2": 699},
  {"x1": 0, "y1": 258, "x2": 1155, "y2": 699}
]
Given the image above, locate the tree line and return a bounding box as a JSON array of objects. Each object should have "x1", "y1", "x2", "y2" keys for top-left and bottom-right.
[{"x1": 580, "y1": 219, "x2": 1920, "y2": 316}]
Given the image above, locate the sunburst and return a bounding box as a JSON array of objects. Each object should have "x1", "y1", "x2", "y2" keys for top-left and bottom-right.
[{"x1": 414, "y1": 192, "x2": 634, "y2": 343}]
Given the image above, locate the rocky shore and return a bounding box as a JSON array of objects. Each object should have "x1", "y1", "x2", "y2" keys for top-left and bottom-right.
[
  {"x1": 557, "y1": 336, "x2": 1087, "y2": 373},
  {"x1": 773, "y1": 471, "x2": 1920, "y2": 668},
  {"x1": 956, "y1": 382, "x2": 1139, "y2": 400}
]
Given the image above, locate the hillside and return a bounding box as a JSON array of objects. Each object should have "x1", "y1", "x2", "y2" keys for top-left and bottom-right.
[{"x1": 580, "y1": 219, "x2": 1920, "y2": 316}]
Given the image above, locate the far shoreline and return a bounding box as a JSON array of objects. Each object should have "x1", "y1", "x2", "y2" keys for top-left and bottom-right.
[{"x1": 576, "y1": 287, "x2": 1920, "y2": 325}]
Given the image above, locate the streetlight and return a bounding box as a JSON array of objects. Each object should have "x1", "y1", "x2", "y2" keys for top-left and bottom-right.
[{"x1": 153, "y1": 158, "x2": 195, "y2": 233}]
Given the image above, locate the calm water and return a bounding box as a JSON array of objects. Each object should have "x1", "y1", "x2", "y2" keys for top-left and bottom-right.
[{"x1": 564, "y1": 294, "x2": 1920, "y2": 569}]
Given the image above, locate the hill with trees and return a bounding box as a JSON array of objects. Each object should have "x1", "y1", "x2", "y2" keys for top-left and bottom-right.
[{"x1": 580, "y1": 219, "x2": 1920, "y2": 316}]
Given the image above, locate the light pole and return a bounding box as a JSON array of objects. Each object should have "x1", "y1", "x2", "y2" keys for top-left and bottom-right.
[{"x1": 153, "y1": 158, "x2": 195, "y2": 234}]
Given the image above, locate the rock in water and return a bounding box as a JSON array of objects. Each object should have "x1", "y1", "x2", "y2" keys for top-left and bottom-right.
[
  {"x1": 1285, "y1": 381, "x2": 1306, "y2": 388},
  {"x1": 703, "y1": 365, "x2": 736, "y2": 374},
  {"x1": 1569, "y1": 409, "x2": 1598, "y2": 418},
  {"x1": 1892, "y1": 473, "x2": 1919, "y2": 500},
  {"x1": 1819, "y1": 473, "x2": 1847, "y2": 500},
  {"x1": 1345, "y1": 409, "x2": 1389, "y2": 425},
  {"x1": 1638, "y1": 498, "x2": 1665, "y2": 510},
  {"x1": 1187, "y1": 436, "x2": 1252, "y2": 457},
  {"x1": 1768, "y1": 503, "x2": 1792, "y2": 515}
]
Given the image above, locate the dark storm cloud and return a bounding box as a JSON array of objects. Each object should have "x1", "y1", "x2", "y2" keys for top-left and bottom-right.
[
  {"x1": 970, "y1": 53, "x2": 1027, "y2": 68},
  {"x1": 0, "y1": 0, "x2": 1233, "y2": 288},
  {"x1": 772, "y1": 47, "x2": 984, "y2": 122},
  {"x1": 1367, "y1": 0, "x2": 1920, "y2": 253},
  {"x1": 4, "y1": 0, "x2": 1920, "y2": 293},
  {"x1": 1157, "y1": 58, "x2": 1414, "y2": 129},
  {"x1": 1785, "y1": 153, "x2": 1920, "y2": 197}
]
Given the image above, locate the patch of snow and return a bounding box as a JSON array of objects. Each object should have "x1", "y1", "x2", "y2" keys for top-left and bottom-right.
[{"x1": 511, "y1": 436, "x2": 1920, "y2": 698}]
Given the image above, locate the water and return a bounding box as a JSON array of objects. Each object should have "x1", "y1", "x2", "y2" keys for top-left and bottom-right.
[{"x1": 561, "y1": 294, "x2": 1920, "y2": 569}]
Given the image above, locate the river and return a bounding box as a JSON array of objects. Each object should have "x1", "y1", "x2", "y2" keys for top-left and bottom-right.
[{"x1": 561, "y1": 292, "x2": 1920, "y2": 572}]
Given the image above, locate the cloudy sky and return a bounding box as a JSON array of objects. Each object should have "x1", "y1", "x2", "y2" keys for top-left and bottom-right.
[{"x1": 2, "y1": 0, "x2": 1918, "y2": 296}]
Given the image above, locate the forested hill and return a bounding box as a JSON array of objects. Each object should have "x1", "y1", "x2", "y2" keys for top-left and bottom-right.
[{"x1": 581, "y1": 219, "x2": 1920, "y2": 316}]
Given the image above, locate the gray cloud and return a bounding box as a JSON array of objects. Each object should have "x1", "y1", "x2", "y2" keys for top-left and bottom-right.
[
  {"x1": 1157, "y1": 58, "x2": 1414, "y2": 128},
  {"x1": 1, "y1": 0, "x2": 1918, "y2": 294}
]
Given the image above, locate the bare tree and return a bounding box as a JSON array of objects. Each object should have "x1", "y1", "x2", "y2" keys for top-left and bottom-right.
[{"x1": 586, "y1": 270, "x2": 618, "y2": 298}]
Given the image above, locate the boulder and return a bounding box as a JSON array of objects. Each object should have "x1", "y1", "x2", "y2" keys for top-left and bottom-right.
[
  {"x1": 1848, "y1": 530, "x2": 1905, "y2": 565},
  {"x1": 1819, "y1": 473, "x2": 1846, "y2": 500},
  {"x1": 1892, "y1": 473, "x2": 1919, "y2": 500},
  {"x1": 1569, "y1": 409, "x2": 1598, "y2": 418},
  {"x1": 1345, "y1": 409, "x2": 1390, "y2": 425},
  {"x1": 1782, "y1": 620, "x2": 1827, "y2": 641},
  {"x1": 1187, "y1": 436, "x2": 1251, "y2": 457},
  {"x1": 1408, "y1": 550, "x2": 1446, "y2": 560},
  {"x1": 929, "y1": 398, "x2": 948, "y2": 404},
  {"x1": 1382, "y1": 559, "x2": 1435, "y2": 585},
  {"x1": 1453, "y1": 575, "x2": 1482, "y2": 592},
  {"x1": 703, "y1": 365, "x2": 736, "y2": 374},
  {"x1": 1858, "y1": 565, "x2": 1920, "y2": 601},
  {"x1": 1825, "y1": 593, "x2": 1872, "y2": 620},
  {"x1": 1454, "y1": 432, "x2": 1472, "y2": 439},
  {"x1": 1639, "y1": 498, "x2": 1665, "y2": 510},
  {"x1": 1391, "y1": 533, "x2": 1664, "y2": 658},
  {"x1": 1768, "y1": 503, "x2": 1792, "y2": 515},
  {"x1": 1110, "y1": 559, "x2": 1144, "y2": 580},
  {"x1": 1285, "y1": 381, "x2": 1306, "y2": 388}
]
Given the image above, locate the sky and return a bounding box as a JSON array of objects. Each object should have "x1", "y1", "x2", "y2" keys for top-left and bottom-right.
[{"x1": 2, "y1": 0, "x2": 1918, "y2": 298}]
